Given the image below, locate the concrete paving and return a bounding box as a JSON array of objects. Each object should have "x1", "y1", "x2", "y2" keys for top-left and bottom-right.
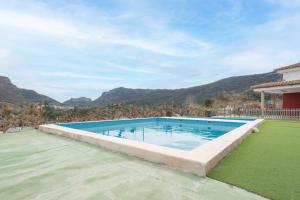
[{"x1": 0, "y1": 130, "x2": 267, "y2": 200}]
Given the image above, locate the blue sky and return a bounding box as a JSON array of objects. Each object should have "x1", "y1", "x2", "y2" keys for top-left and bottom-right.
[{"x1": 0, "y1": 0, "x2": 300, "y2": 102}]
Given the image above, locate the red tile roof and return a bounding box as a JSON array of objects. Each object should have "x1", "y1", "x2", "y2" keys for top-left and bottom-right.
[
  {"x1": 274, "y1": 63, "x2": 300, "y2": 72},
  {"x1": 251, "y1": 79, "x2": 300, "y2": 89}
]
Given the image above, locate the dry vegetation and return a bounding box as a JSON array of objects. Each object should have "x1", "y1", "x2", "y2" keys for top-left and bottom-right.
[{"x1": 0, "y1": 91, "x2": 277, "y2": 133}]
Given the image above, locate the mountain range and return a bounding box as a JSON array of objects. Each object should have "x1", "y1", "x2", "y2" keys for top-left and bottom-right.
[
  {"x1": 0, "y1": 76, "x2": 59, "y2": 105},
  {"x1": 0, "y1": 72, "x2": 282, "y2": 107},
  {"x1": 62, "y1": 97, "x2": 92, "y2": 107},
  {"x1": 91, "y1": 72, "x2": 282, "y2": 106}
]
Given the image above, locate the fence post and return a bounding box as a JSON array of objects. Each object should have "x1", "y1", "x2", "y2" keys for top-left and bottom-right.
[{"x1": 261, "y1": 91, "x2": 265, "y2": 117}]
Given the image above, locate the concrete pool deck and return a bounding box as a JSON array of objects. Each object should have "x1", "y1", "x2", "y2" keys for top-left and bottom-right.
[
  {"x1": 0, "y1": 130, "x2": 266, "y2": 200},
  {"x1": 39, "y1": 117, "x2": 264, "y2": 176}
]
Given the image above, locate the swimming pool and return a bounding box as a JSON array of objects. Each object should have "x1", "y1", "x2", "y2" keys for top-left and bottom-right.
[
  {"x1": 39, "y1": 117, "x2": 263, "y2": 176},
  {"x1": 59, "y1": 118, "x2": 244, "y2": 150}
]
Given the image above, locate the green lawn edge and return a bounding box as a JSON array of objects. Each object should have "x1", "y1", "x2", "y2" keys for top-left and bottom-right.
[{"x1": 208, "y1": 120, "x2": 300, "y2": 200}]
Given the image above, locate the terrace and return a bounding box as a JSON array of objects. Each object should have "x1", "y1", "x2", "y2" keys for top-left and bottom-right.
[
  {"x1": 1, "y1": 118, "x2": 299, "y2": 199},
  {"x1": 0, "y1": 130, "x2": 265, "y2": 200}
]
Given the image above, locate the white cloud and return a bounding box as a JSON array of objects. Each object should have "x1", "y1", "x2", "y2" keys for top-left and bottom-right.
[
  {"x1": 100, "y1": 37, "x2": 181, "y2": 57},
  {"x1": 39, "y1": 72, "x2": 123, "y2": 81},
  {"x1": 0, "y1": 48, "x2": 13, "y2": 68},
  {"x1": 222, "y1": 48, "x2": 300, "y2": 72},
  {"x1": 101, "y1": 61, "x2": 160, "y2": 74},
  {"x1": 0, "y1": 48, "x2": 9, "y2": 59},
  {"x1": 97, "y1": 33, "x2": 214, "y2": 57},
  {"x1": 221, "y1": 12, "x2": 300, "y2": 73},
  {"x1": 267, "y1": 0, "x2": 300, "y2": 7},
  {"x1": 0, "y1": 7, "x2": 214, "y2": 57},
  {"x1": 0, "y1": 10, "x2": 87, "y2": 40}
]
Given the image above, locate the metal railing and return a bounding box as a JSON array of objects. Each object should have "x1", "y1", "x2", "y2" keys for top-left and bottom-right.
[{"x1": 214, "y1": 108, "x2": 300, "y2": 120}]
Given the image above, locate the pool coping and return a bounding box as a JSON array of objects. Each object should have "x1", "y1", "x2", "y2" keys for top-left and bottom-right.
[{"x1": 39, "y1": 117, "x2": 264, "y2": 176}]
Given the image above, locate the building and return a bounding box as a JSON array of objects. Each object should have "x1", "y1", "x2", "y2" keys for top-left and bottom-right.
[{"x1": 252, "y1": 63, "x2": 300, "y2": 113}]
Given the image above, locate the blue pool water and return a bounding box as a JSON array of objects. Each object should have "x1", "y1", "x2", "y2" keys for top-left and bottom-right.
[{"x1": 59, "y1": 118, "x2": 244, "y2": 151}]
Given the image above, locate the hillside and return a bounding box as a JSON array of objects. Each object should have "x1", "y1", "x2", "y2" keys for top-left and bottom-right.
[
  {"x1": 92, "y1": 72, "x2": 282, "y2": 106},
  {"x1": 0, "y1": 76, "x2": 60, "y2": 105},
  {"x1": 0, "y1": 72, "x2": 282, "y2": 107},
  {"x1": 63, "y1": 97, "x2": 92, "y2": 107}
]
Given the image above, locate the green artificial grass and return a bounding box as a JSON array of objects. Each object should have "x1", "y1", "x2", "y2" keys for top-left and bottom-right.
[{"x1": 209, "y1": 120, "x2": 300, "y2": 200}]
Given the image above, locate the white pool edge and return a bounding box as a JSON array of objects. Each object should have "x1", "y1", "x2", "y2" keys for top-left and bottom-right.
[{"x1": 39, "y1": 117, "x2": 264, "y2": 176}]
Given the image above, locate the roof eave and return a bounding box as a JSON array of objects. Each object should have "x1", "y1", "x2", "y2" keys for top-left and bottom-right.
[
  {"x1": 273, "y1": 63, "x2": 300, "y2": 73},
  {"x1": 252, "y1": 83, "x2": 300, "y2": 93}
]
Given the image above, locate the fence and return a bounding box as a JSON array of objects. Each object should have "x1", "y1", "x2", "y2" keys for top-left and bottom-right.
[{"x1": 214, "y1": 108, "x2": 300, "y2": 120}]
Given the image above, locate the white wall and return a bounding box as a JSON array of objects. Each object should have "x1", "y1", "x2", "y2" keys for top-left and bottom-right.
[{"x1": 283, "y1": 69, "x2": 300, "y2": 81}]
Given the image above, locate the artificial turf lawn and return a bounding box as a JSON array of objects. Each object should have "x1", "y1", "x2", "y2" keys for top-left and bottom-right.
[{"x1": 208, "y1": 120, "x2": 300, "y2": 200}]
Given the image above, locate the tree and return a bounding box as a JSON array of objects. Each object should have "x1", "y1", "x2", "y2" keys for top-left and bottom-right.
[
  {"x1": 0, "y1": 104, "x2": 14, "y2": 133},
  {"x1": 204, "y1": 99, "x2": 213, "y2": 108},
  {"x1": 183, "y1": 95, "x2": 198, "y2": 115}
]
